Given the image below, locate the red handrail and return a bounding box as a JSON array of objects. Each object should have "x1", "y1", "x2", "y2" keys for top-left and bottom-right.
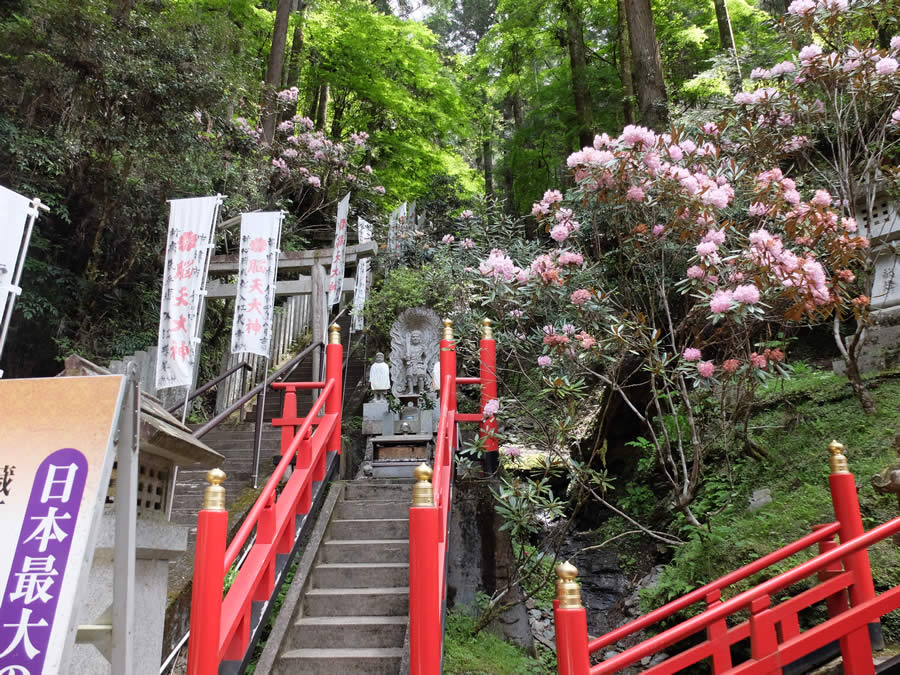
[
  {"x1": 587, "y1": 521, "x2": 842, "y2": 653},
  {"x1": 408, "y1": 319, "x2": 497, "y2": 675},
  {"x1": 186, "y1": 327, "x2": 344, "y2": 675},
  {"x1": 554, "y1": 443, "x2": 896, "y2": 675}
]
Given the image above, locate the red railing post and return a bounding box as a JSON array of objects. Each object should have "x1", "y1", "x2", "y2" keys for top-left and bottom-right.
[
  {"x1": 479, "y1": 318, "x2": 499, "y2": 474},
  {"x1": 705, "y1": 590, "x2": 732, "y2": 672},
  {"x1": 409, "y1": 464, "x2": 442, "y2": 675},
  {"x1": 186, "y1": 469, "x2": 228, "y2": 675},
  {"x1": 440, "y1": 319, "x2": 457, "y2": 450},
  {"x1": 553, "y1": 562, "x2": 591, "y2": 675},
  {"x1": 325, "y1": 322, "x2": 343, "y2": 455},
  {"x1": 828, "y1": 440, "x2": 879, "y2": 669},
  {"x1": 280, "y1": 385, "x2": 298, "y2": 454},
  {"x1": 748, "y1": 596, "x2": 779, "y2": 674}
]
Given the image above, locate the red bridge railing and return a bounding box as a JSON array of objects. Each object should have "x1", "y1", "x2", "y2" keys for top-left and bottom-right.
[
  {"x1": 186, "y1": 323, "x2": 344, "y2": 675},
  {"x1": 554, "y1": 440, "x2": 900, "y2": 675},
  {"x1": 408, "y1": 318, "x2": 498, "y2": 675}
]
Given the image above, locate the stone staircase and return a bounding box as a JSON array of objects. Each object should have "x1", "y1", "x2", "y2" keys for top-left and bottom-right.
[{"x1": 269, "y1": 478, "x2": 413, "y2": 675}]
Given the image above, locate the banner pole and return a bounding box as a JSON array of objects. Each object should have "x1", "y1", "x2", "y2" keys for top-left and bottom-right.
[{"x1": 0, "y1": 197, "x2": 41, "y2": 377}]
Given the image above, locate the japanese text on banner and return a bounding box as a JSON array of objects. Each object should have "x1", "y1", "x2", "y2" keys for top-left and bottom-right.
[
  {"x1": 350, "y1": 217, "x2": 373, "y2": 333},
  {"x1": 231, "y1": 212, "x2": 283, "y2": 357},
  {"x1": 327, "y1": 193, "x2": 351, "y2": 307},
  {"x1": 155, "y1": 196, "x2": 221, "y2": 390}
]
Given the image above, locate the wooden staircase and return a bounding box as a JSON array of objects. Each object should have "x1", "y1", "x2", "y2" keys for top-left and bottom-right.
[{"x1": 267, "y1": 478, "x2": 413, "y2": 675}]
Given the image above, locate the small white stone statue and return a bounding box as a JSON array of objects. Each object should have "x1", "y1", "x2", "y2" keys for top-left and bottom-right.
[
  {"x1": 432, "y1": 361, "x2": 441, "y2": 391},
  {"x1": 369, "y1": 352, "x2": 391, "y2": 400}
]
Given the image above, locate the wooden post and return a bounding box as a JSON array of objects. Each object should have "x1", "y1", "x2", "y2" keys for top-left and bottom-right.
[{"x1": 311, "y1": 263, "x2": 327, "y2": 395}]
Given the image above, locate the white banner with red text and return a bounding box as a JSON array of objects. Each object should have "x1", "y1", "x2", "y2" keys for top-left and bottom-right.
[{"x1": 327, "y1": 192, "x2": 350, "y2": 307}]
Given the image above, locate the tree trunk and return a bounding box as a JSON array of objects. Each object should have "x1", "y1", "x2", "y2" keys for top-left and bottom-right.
[
  {"x1": 562, "y1": 0, "x2": 593, "y2": 148},
  {"x1": 306, "y1": 82, "x2": 320, "y2": 121},
  {"x1": 482, "y1": 138, "x2": 494, "y2": 198},
  {"x1": 624, "y1": 0, "x2": 668, "y2": 131},
  {"x1": 616, "y1": 0, "x2": 635, "y2": 125},
  {"x1": 713, "y1": 0, "x2": 733, "y2": 49},
  {"x1": 285, "y1": 4, "x2": 308, "y2": 96},
  {"x1": 262, "y1": 0, "x2": 293, "y2": 143},
  {"x1": 834, "y1": 316, "x2": 877, "y2": 415},
  {"x1": 315, "y1": 83, "x2": 329, "y2": 131},
  {"x1": 115, "y1": 0, "x2": 134, "y2": 22}
]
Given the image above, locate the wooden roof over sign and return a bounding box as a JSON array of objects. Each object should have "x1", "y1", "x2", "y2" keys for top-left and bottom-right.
[{"x1": 58, "y1": 354, "x2": 223, "y2": 468}]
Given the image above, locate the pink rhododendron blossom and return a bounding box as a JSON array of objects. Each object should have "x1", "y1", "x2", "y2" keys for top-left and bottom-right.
[
  {"x1": 570, "y1": 289, "x2": 591, "y2": 305},
  {"x1": 701, "y1": 122, "x2": 720, "y2": 135},
  {"x1": 530, "y1": 254, "x2": 562, "y2": 284},
  {"x1": 751, "y1": 67, "x2": 771, "y2": 80},
  {"x1": 537, "y1": 355, "x2": 552, "y2": 368},
  {"x1": 842, "y1": 217, "x2": 858, "y2": 232},
  {"x1": 543, "y1": 189, "x2": 563, "y2": 204},
  {"x1": 272, "y1": 158, "x2": 289, "y2": 173},
  {"x1": 460, "y1": 210, "x2": 474, "y2": 219},
  {"x1": 503, "y1": 446, "x2": 522, "y2": 458},
  {"x1": 461, "y1": 238, "x2": 475, "y2": 249},
  {"x1": 307, "y1": 175, "x2": 321, "y2": 188},
  {"x1": 680, "y1": 139, "x2": 697, "y2": 154},
  {"x1": 626, "y1": 185, "x2": 646, "y2": 202},
  {"x1": 374, "y1": 186, "x2": 386, "y2": 194},
  {"x1": 891, "y1": 109, "x2": 900, "y2": 124},
  {"x1": 837, "y1": 269, "x2": 855, "y2": 282},
  {"x1": 749, "y1": 202, "x2": 769, "y2": 217},
  {"x1": 652, "y1": 224, "x2": 666, "y2": 236},
  {"x1": 891, "y1": 36, "x2": 900, "y2": 51},
  {"x1": 799, "y1": 44, "x2": 823, "y2": 62},
  {"x1": 702, "y1": 229, "x2": 727, "y2": 245},
  {"x1": 696, "y1": 242, "x2": 718, "y2": 257},
  {"x1": 687, "y1": 265, "x2": 705, "y2": 279},
  {"x1": 441, "y1": 234, "x2": 455, "y2": 244},
  {"x1": 509, "y1": 309, "x2": 524, "y2": 318},
  {"x1": 683, "y1": 348, "x2": 702, "y2": 361},
  {"x1": 733, "y1": 284, "x2": 761, "y2": 304},
  {"x1": 516, "y1": 269, "x2": 532, "y2": 284},
  {"x1": 771, "y1": 61, "x2": 796, "y2": 76},
  {"x1": 620, "y1": 125, "x2": 656, "y2": 149},
  {"x1": 788, "y1": 0, "x2": 816, "y2": 14},
  {"x1": 278, "y1": 120, "x2": 294, "y2": 132},
  {"x1": 811, "y1": 189, "x2": 832, "y2": 206},
  {"x1": 750, "y1": 352, "x2": 768, "y2": 369},
  {"x1": 710, "y1": 289, "x2": 734, "y2": 313},
  {"x1": 363, "y1": 165, "x2": 373, "y2": 174},
  {"x1": 557, "y1": 251, "x2": 584, "y2": 266},
  {"x1": 722, "y1": 359, "x2": 741, "y2": 373},
  {"x1": 576, "y1": 331, "x2": 596, "y2": 349},
  {"x1": 562, "y1": 323, "x2": 576, "y2": 335},
  {"x1": 667, "y1": 145, "x2": 683, "y2": 161},
  {"x1": 876, "y1": 57, "x2": 899, "y2": 75},
  {"x1": 480, "y1": 249, "x2": 521, "y2": 282},
  {"x1": 550, "y1": 223, "x2": 570, "y2": 242},
  {"x1": 483, "y1": 399, "x2": 500, "y2": 418},
  {"x1": 697, "y1": 361, "x2": 715, "y2": 378}
]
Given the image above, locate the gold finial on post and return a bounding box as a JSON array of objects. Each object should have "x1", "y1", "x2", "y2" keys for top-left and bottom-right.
[
  {"x1": 412, "y1": 463, "x2": 434, "y2": 506},
  {"x1": 203, "y1": 468, "x2": 227, "y2": 511},
  {"x1": 481, "y1": 318, "x2": 494, "y2": 340},
  {"x1": 556, "y1": 561, "x2": 583, "y2": 609},
  {"x1": 829, "y1": 440, "x2": 849, "y2": 474},
  {"x1": 442, "y1": 318, "x2": 454, "y2": 341},
  {"x1": 329, "y1": 323, "x2": 341, "y2": 344}
]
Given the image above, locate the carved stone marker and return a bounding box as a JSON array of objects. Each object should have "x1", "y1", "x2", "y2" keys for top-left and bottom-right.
[{"x1": 390, "y1": 307, "x2": 441, "y2": 398}]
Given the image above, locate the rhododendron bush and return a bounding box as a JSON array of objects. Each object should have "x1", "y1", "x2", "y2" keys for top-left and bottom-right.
[{"x1": 231, "y1": 89, "x2": 385, "y2": 222}]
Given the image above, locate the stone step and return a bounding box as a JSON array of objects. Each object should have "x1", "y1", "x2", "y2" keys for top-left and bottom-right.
[
  {"x1": 312, "y1": 563, "x2": 409, "y2": 589},
  {"x1": 275, "y1": 647, "x2": 404, "y2": 675},
  {"x1": 321, "y1": 539, "x2": 408, "y2": 564},
  {"x1": 335, "y1": 500, "x2": 410, "y2": 520},
  {"x1": 290, "y1": 615, "x2": 407, "y2": 650},
  {"x1": 343, "y1": 483, "x2": 413, "y2": 501},
  {"x1": 303, "y1": 587, "x2": 409, "y2": 617},
  {"x1": 329, "y1": 518, "x2": 409, "y2": 540}
]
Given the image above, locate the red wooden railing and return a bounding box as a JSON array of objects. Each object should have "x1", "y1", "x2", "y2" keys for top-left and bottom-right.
[
  {"x1": 408, "y1": 318, "x2": 498, "y2": 675},
  {"x1": 185, "y1": 324, "x2": 344, "y2": 675},
  {"x1": 554, "y1": 440, "x2": 900, "y2": 675}
]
